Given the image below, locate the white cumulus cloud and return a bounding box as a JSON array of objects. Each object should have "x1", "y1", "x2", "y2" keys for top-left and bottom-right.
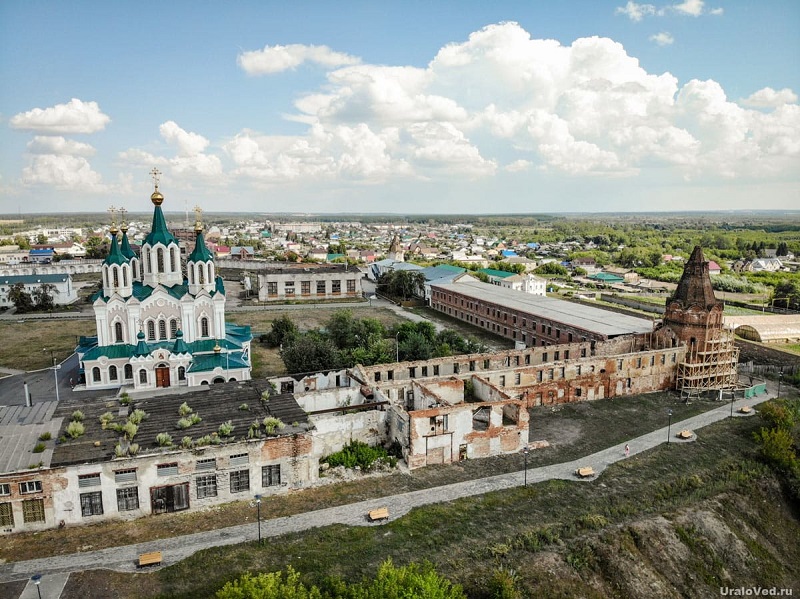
[
  {"x1": 10, "y1": 99, "x2": 110, "y2": 134},
  {"x1": 238, "y1": 43, "x2": 360, "y2": 75},
  {"x1": 672, "y1": 0, "x2": 705, "y2": 16},
  {"x1": 160, "y1": 121, "x2": 210, "y2": 156},
  {"x1": 616, "y1": 1, "x2": 656, "y2": 21},
  {"x1": 741, "y1": 87, "x2": 798, "y2": 109},
  {"x1": 650, "y1": 32, "x2": 674, "y2": 45},
  {"x1": 27, "y1": 136, "x2": 96, "y2": 157},
  {"x1": 21, "y1": 155, "x2": 106, "y2": 191}
]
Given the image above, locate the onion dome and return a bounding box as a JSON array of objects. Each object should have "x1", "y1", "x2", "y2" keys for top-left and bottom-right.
[
  {"x1": 172, "y1": 329, "x2": 190, "y2": 355},
  {"x1": 134, "y1": 330, "x2": 150, "y2": 356}
]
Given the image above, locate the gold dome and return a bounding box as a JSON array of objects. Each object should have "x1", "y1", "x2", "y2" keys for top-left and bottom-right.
[{"x1": 151, "y1": 189, "x2": 164, "y2": 206}]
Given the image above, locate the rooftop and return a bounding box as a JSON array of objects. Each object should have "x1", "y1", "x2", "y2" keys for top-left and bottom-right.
[{"x1": 432, "y1": 279, "x2": 654, "y2": 338}]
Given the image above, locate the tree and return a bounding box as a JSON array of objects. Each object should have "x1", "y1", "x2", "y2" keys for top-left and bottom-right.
[
  {"x1": 773, "y1": 280, "x2": 800, "y2": 310},
  {"x1": 378, "y1": 270, "x2": 426, "y2": 300},
  {"x1": 36, "y1": 233, "x2": 48, "y2": 245},
  {"x1": 14, "y1": 235, "x2": 31, "y2": 250},
  {"x1": 32, "y1": 283, "x2": 56, "y2": 311},
  {"x1": 216, "y1": 567, "x2": 324, "y2": 599},
  {"x1": 7, "y1": 283, "x2": 34, "y2": 312},
  {"x1": 281, "y1": 333, "x2": 341, "y2": 374},
  {"x1": 85, "y1": 236, "x2": 108, "y2": 259},
  {"x1": 263, "y1": 315, "x2": 299, "y2": 348},
  {"x1": 777, "y1": 242, "x2": 789, "y2": 257}
]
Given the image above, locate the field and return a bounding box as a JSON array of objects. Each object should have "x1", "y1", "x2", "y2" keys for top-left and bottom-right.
[{"x1": 0, "y1": 319, "x2": 89, "y2": 371}]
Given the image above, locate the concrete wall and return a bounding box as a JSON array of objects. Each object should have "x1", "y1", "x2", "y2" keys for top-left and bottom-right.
[{"x1": 311, "y1": 411, "x2": 386, "y2": 458}]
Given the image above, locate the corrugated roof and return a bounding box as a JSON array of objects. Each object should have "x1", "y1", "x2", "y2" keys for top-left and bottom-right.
[{"x1": 432, "y1": 279, "x2": 654, "y2": 337}]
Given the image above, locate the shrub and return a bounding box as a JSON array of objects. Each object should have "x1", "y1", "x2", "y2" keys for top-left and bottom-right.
[
  {"x1": 247, "y1": 420, "x2": 260, "y2": 439},
  {"x1": 32, "y1": 442, "x2": 46, "y2": 453},
  {"x1": 70, "y1": 410, "x2": 84, "y2": 422},
  {"x1": 129, "y1": 409, "x2": 148, "y2": 425},
  {"x1": 177, "y1": 417, "x2": 194, "y2": 429},
  {"x1": 128, "y1": 443, "x2": 139, "y2": 456},
  {"x1": 181, "y1": 436, "x2": 193, "y2": 449},
  {"x1": 99, "y1": 412, "x2": 115, "y2": 428},
  {"x1": 218, "y1": 421, "x2": 234, "y2": 437},
  {"x1": 578, "y1": 513, "x2": 609, "y2": 530},
  {"x1": 759, "y1": 399, "x2": 796, "y2": 431},
  {"x1": 178, "y1": 402, "x2": 193, "y2": 416},
  {"x1": 38, "y1": 432, "x2": 52, "y2": 441},
  {"x1": 323, "y1": 440, "x2": 394, "y2": 471},
  {"x1": 121, "y1": 421, "x2": 138, "y2": 440},
  {"x1": 66, "y1": 421, "x2": 85, "y2": 439},
  {"x1": 487, "y1": 567, "x2": 521, "y2": 599},
  {"x1": 189, "y1": 413, "x2": 202, "y2": 425},
  {"x1": 754, "y1": 427, "x2": 797, "y2": 470},
  {"x1": 156, "y1": 432, "x2": 173, "y2": 447},
  {"x1": 114, "y1": 444, "x2": 126, "y2": 457},
  {"x1": 263, "y1": 416, "x2": 285, "y2": 435},
  {"x1": 119, "y1": 393, "x2": 130, "y2": 406},
  {"x1": 238, "y1": 403, "x2": 249, "y2": 411}
]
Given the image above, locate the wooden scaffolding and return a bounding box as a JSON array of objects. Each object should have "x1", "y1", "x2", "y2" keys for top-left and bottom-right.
[{"x1": 677, "y1": 327, "x2": 740, "y2": 401}]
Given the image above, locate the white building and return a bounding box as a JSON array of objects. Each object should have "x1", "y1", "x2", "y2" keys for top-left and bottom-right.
[
  {"x1": 0, "y1": 274, "x2": 78, "y2": 308},
  {"x1": 78, "y1": 178, "x2": 252, "y2": 391}
]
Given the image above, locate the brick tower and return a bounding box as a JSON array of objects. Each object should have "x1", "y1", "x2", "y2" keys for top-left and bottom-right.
[{"x1": 662, "y1": 246, "x2": 738, "y2": 399}]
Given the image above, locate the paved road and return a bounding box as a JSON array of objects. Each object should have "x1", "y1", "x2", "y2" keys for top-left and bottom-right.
[{"x1": 0, "y1": 390, "x2": 774, "y2": 590}]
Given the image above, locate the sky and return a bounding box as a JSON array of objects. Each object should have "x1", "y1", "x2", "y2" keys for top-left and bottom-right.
[{"x1": 0, "y1": 0, "x2": 798, "y2": 215}]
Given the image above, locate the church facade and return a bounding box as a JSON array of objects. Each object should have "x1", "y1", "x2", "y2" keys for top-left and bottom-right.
[{"x1": 78, "y1": 173, "x2": 252, "y2": 390}]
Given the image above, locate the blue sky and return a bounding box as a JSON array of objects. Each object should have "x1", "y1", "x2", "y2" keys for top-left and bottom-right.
[{"x1": 1, "y1": 0, "x2": 798, "y2": 214}]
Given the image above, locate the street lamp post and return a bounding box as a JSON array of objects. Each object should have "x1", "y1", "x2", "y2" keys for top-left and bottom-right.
[
  {"x1": 44, "y1": 348, "x2": 60, "y2": 402},
  {"x1": 778, "y1": 369, "x2": 783, "y2": 399},
  {"x1": 31, "y1": 574, "x2": 42, "y2": 599},
  {"x1": 667, "y1": 409, "x2": 673, "y2": 444},
  {"x1": 522, "y1": 446, "x2": 530, "y2": 487},
  {"x1": 255, "y1": 494, "x2": 262, "y2": 544},
  {"x1": 395, "y1": 332, "x2": 400, "y2": 363}
]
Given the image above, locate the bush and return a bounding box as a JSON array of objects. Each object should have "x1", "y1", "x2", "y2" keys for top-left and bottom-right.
[
  {"x1": 156, "y1": 432, "x2": 173, "y2": 447},
  {"x1": 263, "y1": 416, "x2": 285, "y2": 435},
  {"x1": 121, "y1": 421, "x2": 138, "y2": 440},
  {"x1": 177, "y1": 417, "x2": 194, "y2": 429},
  {"x1": 128, "y1": 443, "x2": 139, "y2": 456},
  {"x1": 70, "y1": 410, "x2": 84, "y2": 422},
  {"x1": 487, "y1": 567, "x2": 521, "y2": 599},
  {"x1": 119, "y1": 393, "x2": 130, "y2": 406},
  {"x1": 323, "y1": 440, "x2": 395, "y2": 471},
  {"x1": 128, "y1": 409, "x2": 148, "y2": 425},
  {"x1": 759, "y1": 399, "x2": 797, "y2": 430},
  {"x1": 32, "y1": 442, "x2": 46, "y2": 453},
  {"x1": 754, "y1": 427, "x2": 797, "y2": 470},
  {"x1": 218, "y1": 421, "x2": 234, "y2": 437},
  {"x1": 66, "y1": 421, "x2": 85, "y2": 439},
  {"x1": 189, "y1": 413, "x2": 202, "y2": 425},
  {"x1": 179, "y1": 402, "x2": 193, "y2": 416},
  {"x1": 38, "y1": 432, "x2": 52, "y2": 441},
  {"x1": 99, "y1": 412, "x2": 115, "y2": 428},
  {"x1": 238, "y1": 403, "x2": 249, "y2": 411},
  {"x1": 181, "y1": 436, "x2": 193, "y2": 449}
]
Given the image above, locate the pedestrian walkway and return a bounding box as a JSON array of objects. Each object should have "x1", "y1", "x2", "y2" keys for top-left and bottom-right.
[{"x1": 0, "y1": 392, "x2": 774, "y2": 593}]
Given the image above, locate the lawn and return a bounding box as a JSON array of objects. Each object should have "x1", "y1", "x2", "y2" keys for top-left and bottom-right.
[{"x1": 0, "y1": 319, "x2": 90, "y2": 371}]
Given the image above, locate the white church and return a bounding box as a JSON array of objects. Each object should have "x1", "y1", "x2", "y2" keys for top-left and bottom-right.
[{"x1": 78, "y1": 170, "x2": 252, "y2": 390}]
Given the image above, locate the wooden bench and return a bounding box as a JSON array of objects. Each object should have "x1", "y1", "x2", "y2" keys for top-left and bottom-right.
[
  {"x1": 575, "y1": 467, "x2": 595, "y2": 478},
  {"x1": 138, "y1": 551, "x2": 163, "y2": 568},
  {"x1": 368, "y1": 507, "x2": 389, "y2": 522},
  {"x1": 677, "y1": 430, "x2": 694, "y2": 440},
  {"x1": 738, "y1": 406, "x2": 753, "y2": 414}
]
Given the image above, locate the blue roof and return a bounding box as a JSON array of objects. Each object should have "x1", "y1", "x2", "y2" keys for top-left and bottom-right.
[
  {"x1": 29, "y1": 248, "x2": 54, "y2": 256},
  {"x1": 501, "y1": 250, "x2": 518, "y2": 257}
]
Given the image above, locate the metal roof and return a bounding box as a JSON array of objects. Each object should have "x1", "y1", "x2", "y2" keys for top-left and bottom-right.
[{"x1": 432, "y1": 279, "x2": 654, "y2": 337}]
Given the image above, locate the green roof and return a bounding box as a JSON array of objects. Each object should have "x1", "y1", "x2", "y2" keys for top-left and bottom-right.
[
  {"x1": 478, "y1": 268, "x2": 516, "y2": 279},
  {"x1": 120, "y1": 230, "x2": 137, "y2": 260},
  {"x1": 188, "y1": 231, "x2": 214, "y2": 263},
  {"x1": 143, "y1": 205, "x2": 178, "y2": 247},
  {"x1": 589, "y1": 272, "x2": 625, "y2": 282},
  {"x1": 188, "y1": 351, "x2": 249, "y2": 373},
  {"x1": 104, "y1": 232, "x2": 128, "y2": 266}
]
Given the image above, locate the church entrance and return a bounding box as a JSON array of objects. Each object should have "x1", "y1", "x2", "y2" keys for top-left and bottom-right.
[{"x1": 155, "y1": 365, "x2": 171, "y2": 388}]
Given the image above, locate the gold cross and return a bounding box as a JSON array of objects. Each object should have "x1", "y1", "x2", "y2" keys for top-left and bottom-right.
[
  {"x1": 107, "y1": 205, "x2": 117, "y2": 226},
  {"x1": 118, "y1": 207, "x2": 127, "y2": 227},
  {"x1": 150, "y1": 167, "x2": 162, "y2": 189},
  {"x1": 194, "y1": 205, "x2": 203, "y2": 231}
]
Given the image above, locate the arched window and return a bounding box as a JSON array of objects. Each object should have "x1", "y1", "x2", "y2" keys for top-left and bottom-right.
[
  {"x1": 198, "y1": 264, "x2": 205, "y2": 284},
  {"x1": 114, "y1": 322, "x2": 123, "y2": 343},
  {"x1": 122, "y1": 266, "x2": 128, "y2": 287},
  {"x1": 102, "y1": 269, "x2": 108, "y2": 289},
  {"x1": 171, "y1": 247, "x2": 179, "y2": 272},
  {"x1": 92, "y1": 367, "x2": 101, "y2": 382},
  {"x1": 157, "y1": 247, "x2": 165, "y2": 273},
  {"x1": 178, "y1": 366, "x2": 186, "y2": 381},
  {"x1": 207, "y1": 263, "x2": 213, "y2": 283},
  {"x1": 159, "y1": 319, "x2": 167, "y2": 340},
  {"x1": 147, "y1": 320, "x2": 156, "y2": 341},
  {"x1": 112, "y1": 266, "x2": 119, "y2": 288},
  {"x1": 124, "y1": 364, "x2": 133, "y2": 380},
  {"x1": 139, "y1": 369, "x2": 147, "y2": 384},
  {"x1": 170, "y1": 318, "x2": 178, "y2": 339},
  {"x1": 109, "y1": 365, "x2": 118, "y2": 381},
  {"x1": 201, "y1": 317, "x2": 209, "y2": 337}
]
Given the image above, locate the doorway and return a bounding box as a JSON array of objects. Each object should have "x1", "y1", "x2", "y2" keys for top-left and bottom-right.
[{"x1": 155, "y1": 364, "x2": 170, "y2": 388}]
